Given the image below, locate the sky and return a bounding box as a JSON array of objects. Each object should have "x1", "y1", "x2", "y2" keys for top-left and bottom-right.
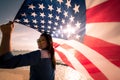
[{"x1": 0, "y1": 0, "x2": 41, "y2": 50}]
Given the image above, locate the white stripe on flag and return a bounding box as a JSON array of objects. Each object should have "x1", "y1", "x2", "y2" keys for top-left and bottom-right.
[
  {"x1": 85, "y1": 0, "x2": 107, "y2": 9},
  {"x1": 86, "y1": 22, "x2": 120, "y2": 45}
]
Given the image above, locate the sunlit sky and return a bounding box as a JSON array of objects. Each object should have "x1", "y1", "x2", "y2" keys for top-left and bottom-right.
[{"x1": 0, "y1": 0, "x2": 41, "y2": 50}]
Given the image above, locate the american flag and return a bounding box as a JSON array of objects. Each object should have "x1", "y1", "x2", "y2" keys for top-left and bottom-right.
[
  {"x1": 14, "y1": 0, "x2": 86, "y2": 42},
  {"x1": 14, "y1": 0, "x2": 120, "y2": 80}
]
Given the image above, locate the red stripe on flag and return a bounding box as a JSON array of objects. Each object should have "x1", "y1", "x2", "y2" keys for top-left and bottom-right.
[
  {"x1": 83, "y1": 35, "x2": 120, "y2": 67},
  {"x1": 86, "y1": 0, "x2": 120, "y2": 23},
  {"x1": 53, "y1": 42, "x2": 60, "y2": 48},
  {"x1": 60, "y1": 43, "x2": 108, "y2": 80},
  {"x1": 75, "y1": 51, "x2": 108, "y2": 80},
  {"x1": 55, "y1": 49, "x2": 75, "y2": 69}
]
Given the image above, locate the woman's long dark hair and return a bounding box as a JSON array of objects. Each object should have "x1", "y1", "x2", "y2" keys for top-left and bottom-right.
[{"x1": 41, "y1": 33, "x2": 56, "y2": 70}]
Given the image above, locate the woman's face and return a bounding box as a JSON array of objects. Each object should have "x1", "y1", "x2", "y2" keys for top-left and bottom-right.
[{"x1": 37, "y1": 36, "x2": 48, "y2": 49}]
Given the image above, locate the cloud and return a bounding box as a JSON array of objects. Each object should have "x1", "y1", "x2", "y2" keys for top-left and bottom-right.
[{"x1": 12, "y1": 23, "x2": 41, "y2": 50}]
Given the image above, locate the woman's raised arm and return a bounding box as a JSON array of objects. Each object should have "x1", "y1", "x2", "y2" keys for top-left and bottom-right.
[{"x1": 0, "y1": 21, "x2": 14, "y2": 56}]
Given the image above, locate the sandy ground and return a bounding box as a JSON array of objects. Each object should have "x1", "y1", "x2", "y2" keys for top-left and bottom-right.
[
  {"x1": 0, "y1": 65, "x2": 87, "y2": 80},
  {"x1": 0, "y1": 68, "x2": 29, "y2": 80}
]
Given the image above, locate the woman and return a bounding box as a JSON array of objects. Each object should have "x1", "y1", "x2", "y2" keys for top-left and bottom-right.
[{"x1": 0, "y1": 21, "x2": 56, "y2": 80}]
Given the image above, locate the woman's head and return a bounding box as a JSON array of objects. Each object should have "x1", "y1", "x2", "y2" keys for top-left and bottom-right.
[{"x1": 37, "y1": 33, "x2": 53, "y2": 50}]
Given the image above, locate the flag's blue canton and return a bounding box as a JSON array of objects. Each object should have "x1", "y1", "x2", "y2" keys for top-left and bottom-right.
[{"x1": 14, "y1": 0, "x2": 86, "y2": 42}]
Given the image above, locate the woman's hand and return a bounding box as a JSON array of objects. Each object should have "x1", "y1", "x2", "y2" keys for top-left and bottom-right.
[{"x1": 0, "y1": 21, "x2": 14, "y2": 35}]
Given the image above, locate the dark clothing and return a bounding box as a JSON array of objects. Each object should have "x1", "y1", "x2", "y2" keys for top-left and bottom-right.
[{"x1": 0, "y1": 50, "x2": 55, "y2": 80}]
